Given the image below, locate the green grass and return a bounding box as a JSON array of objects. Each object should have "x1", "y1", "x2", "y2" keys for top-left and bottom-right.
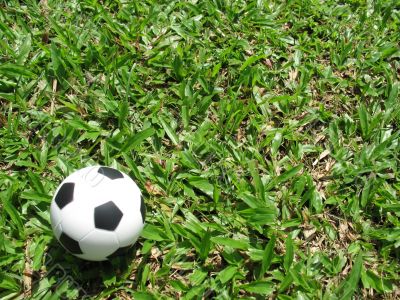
[{"x1": 1, "y1": 0, "x2": 400, "y2": 298}]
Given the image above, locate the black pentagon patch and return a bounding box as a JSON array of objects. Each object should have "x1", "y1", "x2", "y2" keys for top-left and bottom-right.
[
  {"x1": 59, "y1": 232, "x2": 83, "y2": 254},
  {"x1": 107, "y1": 245, "x2": 133, "y2": 259},
  {"x1": 94, "y1": 201, "x2": 123, "y2": 231},
  {"x1": 55, "y1": 182, "x2": 75, "y2": 209},
  {"x1": 140, "y1": 195, "x2": 146, "y2": 223},
  {"x1": 98, "y1": 167, "x2": 124, "y2": 180}
]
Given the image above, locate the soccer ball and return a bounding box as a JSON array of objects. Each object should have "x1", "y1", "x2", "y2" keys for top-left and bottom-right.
[{"x1": 50, "y1": 166, "x2": 145, "y2": 261}]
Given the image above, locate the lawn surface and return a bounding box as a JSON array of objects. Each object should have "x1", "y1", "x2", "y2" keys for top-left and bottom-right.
[{"x1": 1, "y1": 0, "x2": 400, "y2": 299}]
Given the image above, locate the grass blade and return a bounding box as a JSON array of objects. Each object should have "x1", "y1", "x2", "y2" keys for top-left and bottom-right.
[
  {"x1": 283, "y1": 235, "x2": 294, "y2": 272},
  {"x1": 159, "y1": 116, "x2": 179, "y2": 145},
  {"x1": 120, "y1": 127, "x2": 155, "y2": 152},
  {"x1": 337, "y1": 253, "x2": 363, "y2": 299},
  {"x1": 266, "y1": 164, "x2": 303, "y2": 191},
  {"x1": 358, "y1": 104, "x2": 369, "y2": 138},
  {"x1": 258, "y1": 235, "x2": 276, "y2": 279}
]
